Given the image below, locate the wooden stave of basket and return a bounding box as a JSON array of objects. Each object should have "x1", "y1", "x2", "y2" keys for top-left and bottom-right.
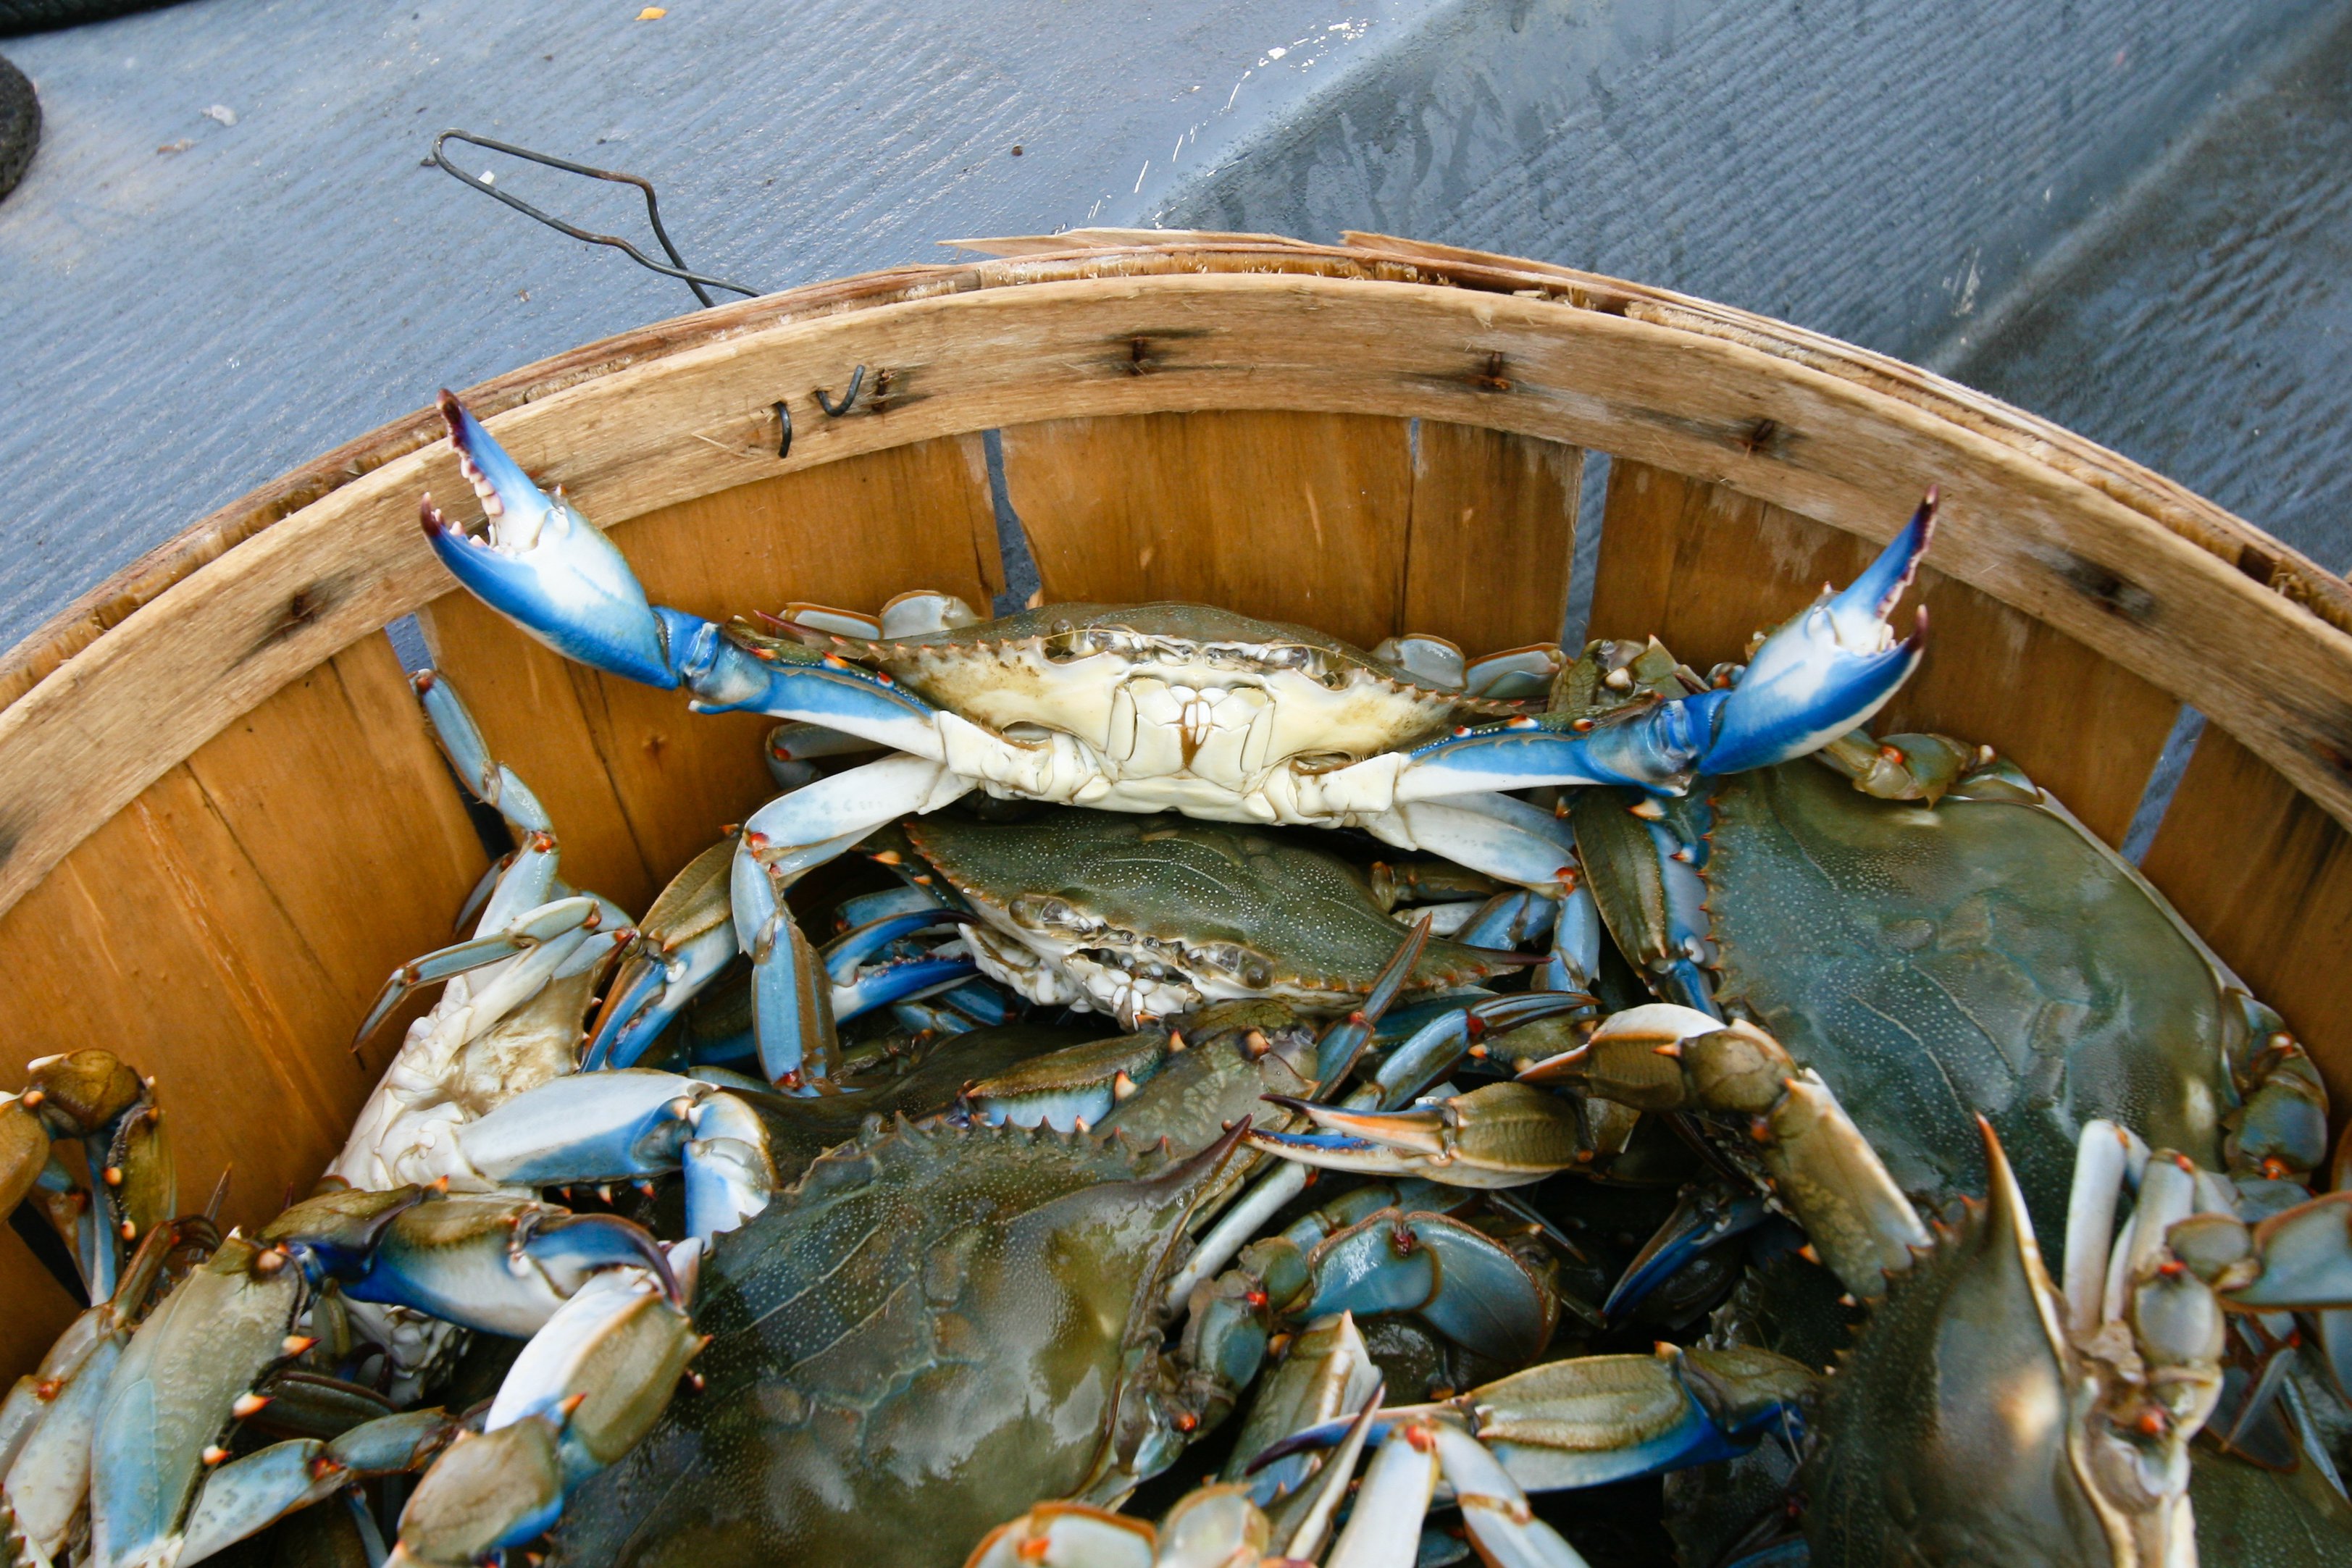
[{"x1": 1, "y1": 229, "x2": 2345, "y2": 1381}]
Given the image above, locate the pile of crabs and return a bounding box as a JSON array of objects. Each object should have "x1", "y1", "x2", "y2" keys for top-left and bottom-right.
[{"x1": 5, "y1": 393, "x2": 2349, "y2": 1568}]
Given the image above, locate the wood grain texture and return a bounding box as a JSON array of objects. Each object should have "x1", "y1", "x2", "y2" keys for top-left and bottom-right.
[
  {"x1": 417, "y1": 437, "x2": 1003, "y2": 916},
  {"x1": 0, "y1": 633, "x2": 482, "y2": 1373},
  {"x1": 10, "y1": 268, "x2": 2352, "y2": 923},
  {"x1": 999, "y1": 411, "x2": 1414, "y2": 652},
  {"x1": 1402, "y1": 422, "x2": 1583, "y2": 653},
  {"x1": 1588, "y1": 461, "x2": 2180, "y2": 844},
  {"x1": 2140, "y1": 727, "x2": 2352, "y2": 1131}
]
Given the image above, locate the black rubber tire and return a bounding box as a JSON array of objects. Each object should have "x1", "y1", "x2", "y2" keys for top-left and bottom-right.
[
  {"x1": 1, "y1": 0, "x2": 183, "y2": 37},
  {"x1": 0, "y1": 53, "x2": 35, "y2": 204}
]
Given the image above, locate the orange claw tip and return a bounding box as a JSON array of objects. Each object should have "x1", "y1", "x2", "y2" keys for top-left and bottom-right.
[
  {"x1": 202, "y1": 1445, "x2": 231, "y2": 1466},
  {"x1": 1796, "y1": 1244, "x2": 1822, "y2": 1265},
  {"x1": 232, "y1": 1392, "x2": 271, "y2": 1419},
  {"x1": 1405, "y1": 1425, "x2": 1437, "y2": 1452},
  {"x1": 281, "y1": 1336, "x2": 318, "y2": 1357},
  {"x1": 102, "y1": 1165, "x2": 123, "y2": 1186}
]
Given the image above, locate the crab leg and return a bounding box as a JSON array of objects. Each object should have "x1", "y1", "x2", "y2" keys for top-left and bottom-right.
[
  {"x1": 1376, "y1": 500, "x2": 1931, "y2": 805},
  {"x1": 583, "y1": 839, "x2": 738, "y2": 1070},
  {"x1": 353, "y1": 894, "x2": 611, "y2": 1047},
  {"x1": 174, "y1": 1408, "x2": 458, "y2": 1568},
  {"x1": 414, "y1": 669, "x2": 553, "y2": 836},
  {"x1": 2, "y1": 1051, "x2": 174, "y2": 1305},
  {"x1": 1603, "y1": 1186, "x2": 1771, "y2": 1322},
  {"x1": 732, "y1": 754, "x2": 975, "y2": 1086}
]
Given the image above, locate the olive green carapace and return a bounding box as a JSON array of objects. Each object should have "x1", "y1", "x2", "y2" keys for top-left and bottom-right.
[
  {"x1": 1804, "y1": 1170, "x2": 2119, "y2": 1567},
  {"x1": 1701, "y1": 759, "x2": 2237, "y2": 1236},
  {"x1": 905, "y1": 809, "x2": 1513, "y2": 997},
  {"x1": 552, "y1": 1118, "x2": 1240, "y2": 1568}
]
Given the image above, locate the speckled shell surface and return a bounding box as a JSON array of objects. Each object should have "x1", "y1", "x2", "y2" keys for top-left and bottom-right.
[
  {"x1": 551, "y1": 1118, "x2": 1228, "y2": 1568},
  {"x1": 1701, "y1": 760, "x2": 2238, "y2": 1233}
]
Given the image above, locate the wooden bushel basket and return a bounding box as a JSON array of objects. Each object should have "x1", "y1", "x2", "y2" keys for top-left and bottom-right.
[{"x1": 4, "y1": 231, "x2": 2350, "y2": 1381}]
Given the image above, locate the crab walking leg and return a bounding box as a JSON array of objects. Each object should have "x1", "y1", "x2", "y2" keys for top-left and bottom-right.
[
  {"x1": 1426, "y1": 1422, "x2": 1594, "y2": 1568},
  {"x1": 388, "y1": 1268, "x2": 701, "y2": 1568},
  {"x1": 173, "y1": 1408, "x2": 458, "y2": 1568},
  {"x1": 1326, "y1": 1422, "x2": 1441, "y2": 1568},
  {"x1": 353, "y1": 894, "x2": 613, "y2": 1047},
  {"x1": 730, "y1": 752, "x2": 975, "y2": 1085}
]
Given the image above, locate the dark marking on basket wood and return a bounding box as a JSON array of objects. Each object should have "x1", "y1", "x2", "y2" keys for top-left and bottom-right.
[
  {"x1": 2238, "y1": 542, "x2": 2278, "y2": 588},
  {"x1": 1102, "y1": 327, "x2": 1213, "y2": 377},
  {"x1": 2043, "y1": 548, "x2": 2157, "y2": 623},
  {"x1": 1737, "y1": 417, "x2": 1789, "y2": 459},
  {"x1": 861, "y1": 366, "x2": 913, "y2": 416},
  {"x1": 236, "y1": 577, "x2": 343, "y2": 664},
  {"x1": 1468, "y1": 351, "x2": 1511, "y2": 393}
]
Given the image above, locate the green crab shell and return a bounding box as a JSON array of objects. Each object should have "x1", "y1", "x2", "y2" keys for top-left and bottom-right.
[
  {"x1": 779, "y1": 603, "x2": 1514, "y2": 769},
  {"x1": 551, "y1": 1118, "x2": 1238, "y2": 1568},
  {"x1": 903, "y1": 808, "x2": 1520, "y2": 1010},
  {"x1": 1692, "y1": 759, "x2": 2242, "y2": 1235},
  {"x1": 1805, "y1": 1144, "x2": 2170, "y2": 1567}
]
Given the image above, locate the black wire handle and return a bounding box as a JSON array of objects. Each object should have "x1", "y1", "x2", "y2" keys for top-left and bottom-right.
[{"x1": 431, "y1": 128, "x2": 761, "y2": 308}]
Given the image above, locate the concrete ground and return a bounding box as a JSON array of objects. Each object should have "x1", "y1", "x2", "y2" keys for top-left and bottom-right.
[{"x1": 2, "y1": 0, "x2": 2347, "y2": 655}]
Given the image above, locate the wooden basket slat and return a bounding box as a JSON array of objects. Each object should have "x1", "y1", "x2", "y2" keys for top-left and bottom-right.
[
  {"x1": 1401, "y1": 423, "x2": 1583, "y2": 655},
  {"x1": 999, "y1": 411, "x2": 1416, "y2": 652},
  {"x1": 0, "y1": 634, "x2": 485, "y2": 1362},
  {"x1": 2140, "y1": 727, "x2": 2352, "y2": 1126},
  {"x1": 417, "y1": 438, "x2": 1004, "y2": 915},
  {"x1": 1589, "y1": 461, "x2": 2180, "y2": 844}
]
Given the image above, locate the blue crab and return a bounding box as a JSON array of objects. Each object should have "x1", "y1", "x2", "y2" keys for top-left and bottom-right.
[
  {"x1": 1202, "y1": 1113, "x2": 2352, "y2": 1567},
  {"x1": 419, "y1": 391, "x2": 1930, "y2": 1084},
  {"x1": 369, "y1": 924, "x2": 1592, "y2": 1567}
]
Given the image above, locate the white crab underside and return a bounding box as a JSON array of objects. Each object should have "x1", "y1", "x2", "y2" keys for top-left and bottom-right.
[{"x1": 913, "y1": 654, "x2": 1460, "y2": 825}]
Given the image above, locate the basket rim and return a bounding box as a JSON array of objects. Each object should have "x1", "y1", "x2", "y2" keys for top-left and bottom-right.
[
  {"x1": 10, "y1": 230, "x2": 2343, "y2": 705},
  {"x1": 2, "y1": 230, "x2": 2348, "y2": 926}
]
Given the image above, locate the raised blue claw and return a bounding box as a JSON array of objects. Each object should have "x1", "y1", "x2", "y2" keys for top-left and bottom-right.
[
  {"x1": 1395, "y1": 495, "x2": 1933, "y2": 798},
  {"x1": 422, "y1": 391, "x2": 679, "y2": 687},
  {"x1": 1699, "y1": 492, "x2": 1934, "y2": 776}
]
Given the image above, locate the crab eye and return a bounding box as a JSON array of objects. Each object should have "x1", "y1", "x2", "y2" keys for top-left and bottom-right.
[{"x1": 1011, "y1": 894, "x2": 1089, "y2": 933}]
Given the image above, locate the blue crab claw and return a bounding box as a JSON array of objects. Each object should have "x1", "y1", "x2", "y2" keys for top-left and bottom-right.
[
  {"x1": 1248, "y1": 1081, "x2": 1583, "y2": 1188},
  {"x1": 1604, "y1": 1186, "x2": 1771, "y2": 1323},
  {"x1": 1297, "y1": 1209, "x2": 1555, "y2": 1362},
  {"x1": 393, "y1": 1267, "x2": 700, "y2": 1568},
  {"x1": 1391, "y1": 498, "x2": 1931, "y2": 803},
  {"x1": 1253, "y1": 1343, "x2": 1814, "y2": 1494},
  {"x1": 423, "y1": 393, "x2": 679, "y2": 688},
  {"x1": 1696, "y1": 492, "x2": 1934, "y2": 776},
  {"x1": 266, "y1": 1186, "x2": 679, "y2": 1336}
]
